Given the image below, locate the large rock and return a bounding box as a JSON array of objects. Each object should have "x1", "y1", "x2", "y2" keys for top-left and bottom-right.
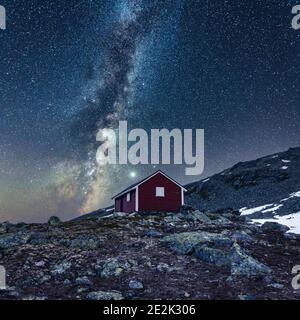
[
  {"x1": 51, "y1": 260, "x2": 72, "y2": 275},
  {"x1": 96, "y1": 258, "x2": 138, "y2": 279},
  {"x1": 162, "y1": 232, "x2": 272, "y2": 276},
  {"x1": 161, "y1": 231, "x2": 232, "y2": 255},
  {"x1": 87, "y1": 291, "x2": 123, "y2": 300},
  {"x1": 230, "y1": 243, "x2": 272, "y2": 276},
  {"x1": 48, "y1": 216, "x2": 61, "y2": 226},
  {"x1": 194, "y1": 245, "x2": 231, "y2": 267},
  {"x1": 75, "y1": 276, "x2": 92, "y2": 286},
  {"x1": 129, "y1": 280, "x2": 144, "y2": 289},
  {"x1": 221, "y1": 230, "x2": 254, "y2": 244},
  {"x1": 261, "y1": 222, "x2": 290, "y2": 234}
]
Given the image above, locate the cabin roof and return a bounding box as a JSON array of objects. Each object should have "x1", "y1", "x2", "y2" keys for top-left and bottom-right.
[{"x1": 112, "y1": 170, "x2": 187, "y2": 199}]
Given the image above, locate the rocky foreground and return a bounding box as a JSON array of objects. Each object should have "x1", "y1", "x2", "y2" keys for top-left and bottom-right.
[{"x1": 0, "y1": 207, "x2": 300, "y2": 300}]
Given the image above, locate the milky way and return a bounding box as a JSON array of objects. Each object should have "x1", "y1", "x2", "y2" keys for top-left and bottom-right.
[
  {"x1": 0, "y1": 1, "x2": 300, "y2": 222},
  {"x1": 65, "y1": 0, "x2": 183, "y2": 215}
]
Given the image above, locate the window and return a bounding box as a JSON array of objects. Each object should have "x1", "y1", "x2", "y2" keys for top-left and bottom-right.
[
  {"x1": 126, "y1": 193, "x2": 131, "y2": 202},
  {"x1": 156, "y1": 187, "x2": 165, "y2": 197}
]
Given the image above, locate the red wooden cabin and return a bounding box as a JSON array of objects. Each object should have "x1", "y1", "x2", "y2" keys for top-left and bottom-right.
[{"x1": 112, "y1": 170, "x2": 187, "y2": 213}]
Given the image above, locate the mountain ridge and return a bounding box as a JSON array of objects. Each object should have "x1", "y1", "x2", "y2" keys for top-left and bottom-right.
[{"x1": 185, "y1": 147, "x2": 300, "y2": 218}]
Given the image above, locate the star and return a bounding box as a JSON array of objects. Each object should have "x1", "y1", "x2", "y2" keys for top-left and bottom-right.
[{"x1": 129, "y1": 171, "x2": 137, "y2": 179}]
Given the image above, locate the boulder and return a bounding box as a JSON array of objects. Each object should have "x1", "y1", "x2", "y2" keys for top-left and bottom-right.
[
  {"x1": 35, "y1": 261, "x2": 46, "y2": 267},
  {"x1": 96, "y1": 258, "x2": 137, "y2": 279},
  {"x1": 48, "y1": 216, "x2": 61, "y2": 226},
  {"x1": 161, "y1": 231, "x2": 232, "y2": 255},
  {"x1": 194, "y1": 245, "x2": 231, "y2": 267},
  {"x1": 51, "y1": 260, "x2": 72, "y2": 275},
  {"x1": 129, "y1": 280, "x2": 144, "y2": 289},
  {"x1": 221, "y1": 230, "x2": 254, "y2": 244},
  {"x1": 268, "y1": 283, "x2": 284, "y2": 290},
  {"x1": 75, "y1": 276, "x2": 92, "y2": 286},
  {"x1": 261, "y1": 222, "x2": 290, "y2": 234},
  {"x1": 162, "y1": 232, "x2": 272, "y2": 276},
  {"x1": 87, "y1": 290, "x2": 123, "y2": 300},
  {"x1": 230, "y1": 243, "x2": 272, "y2": 276},
  {"x1": 156, "y1": 262, "x2": 171, "y2": 273}
]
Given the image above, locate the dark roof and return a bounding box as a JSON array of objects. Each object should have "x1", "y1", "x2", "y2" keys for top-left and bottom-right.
[{"x1": 112, "y1": 170, "x2": 187, "y2": 199}]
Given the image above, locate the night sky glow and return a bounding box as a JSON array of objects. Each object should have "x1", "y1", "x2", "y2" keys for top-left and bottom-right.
[{"x1": 0, "y1": 0, "x2": 300, "y2": 222}]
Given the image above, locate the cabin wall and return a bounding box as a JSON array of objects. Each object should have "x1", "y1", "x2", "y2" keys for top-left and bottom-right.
[
  {"x1": 115, "y1": 190, "x2": 136, "y2": 213},
  {"x1": 138, "y1": 173, "x2": 182, "y2": 212}
]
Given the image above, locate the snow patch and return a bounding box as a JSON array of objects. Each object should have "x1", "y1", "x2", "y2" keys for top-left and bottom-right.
[
  {"x1": 282, "y1": 159, "x2": 291, "y2": 163},
  {"x1": 262, "y1": 204, "x2": 283, "y2": 213},
  {"x1": 240, "y1": 204, "x2": 274, "y2": 216},
  {"x1": 281, "y1": 191, "x2": 300, "y2": 202},
  {"x1": 281, "y1": 166, "x2": 288, "y2": 170}
]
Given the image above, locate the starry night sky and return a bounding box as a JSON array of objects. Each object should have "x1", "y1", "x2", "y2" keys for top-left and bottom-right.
[{"x1": 0, "y1": 0, "x2": 300, "y2": 223}]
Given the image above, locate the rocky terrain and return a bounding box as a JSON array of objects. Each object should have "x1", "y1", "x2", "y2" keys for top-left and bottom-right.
[
  {"x1": 1, "y1": 147, "x2": 300, "y2": 300},
  {"x1": 0, "y1": 207, "x2": 300, "y2": 300}
]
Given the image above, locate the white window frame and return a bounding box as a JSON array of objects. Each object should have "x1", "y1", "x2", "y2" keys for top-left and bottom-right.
[
  {"x1": 126, "y1": 193, "x2": 131, "y2": 202},
  {"x1": 156, "y1": 187, "x2": 165, "y2": 197}
]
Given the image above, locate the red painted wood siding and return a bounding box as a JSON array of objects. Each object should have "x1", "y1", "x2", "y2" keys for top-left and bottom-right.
[
  {"x1": 138, "y1": 173, "x2": 182, "y2": 212},
  {"x1": 115, "y1": 190, "x2": 136, "y2": 213}
]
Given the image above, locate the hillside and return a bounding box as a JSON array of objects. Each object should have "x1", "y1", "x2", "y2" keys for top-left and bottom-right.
[
  {"x1": 1, "y1": 147, "x2": 300, "y2": 300},
  {"x1": 0, "y1": 209, "x2": 300, "y2": 300},
  {"x1": 185, "y1": 147, "x2": 300, "y2": 222}
]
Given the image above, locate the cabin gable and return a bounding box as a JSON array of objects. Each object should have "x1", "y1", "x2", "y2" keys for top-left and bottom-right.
[
  {"x1": 138, "y1": 172, "x2": 182, "y2": 212},
  {"x1": 113, "y1": 170, "x2": 185, "y2": 213}
]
